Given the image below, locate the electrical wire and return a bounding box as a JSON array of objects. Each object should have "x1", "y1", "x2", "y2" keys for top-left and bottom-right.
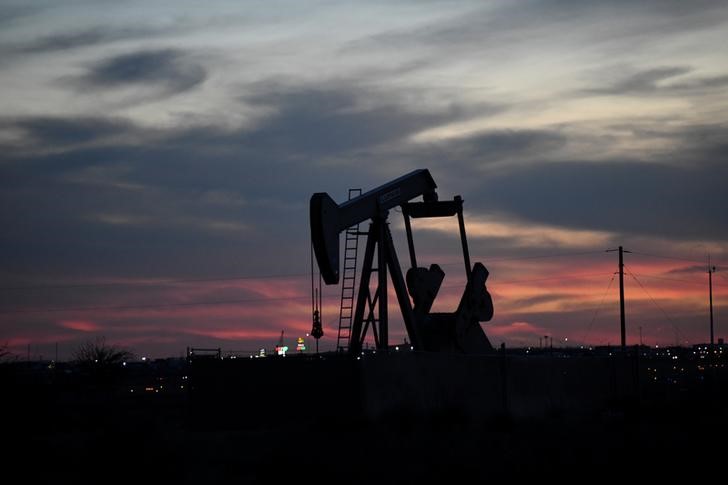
[
  {"x1": 631, "y1": 250, "x2": 724, "y2": 266},
  {"x1": 579, "y1": 273, "x2": 616, "y2": 344},
  {"x1": 628, "y1": 273, "x2": 707, "y2": 286},
  {"x1": 624, "y1": 266, "x2": 687, "y2": 344}
]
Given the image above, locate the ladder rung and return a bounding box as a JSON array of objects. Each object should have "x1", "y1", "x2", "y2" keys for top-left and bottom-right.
[{"x1": 339, "y1": 190, "x2": 361, "y2": 353}]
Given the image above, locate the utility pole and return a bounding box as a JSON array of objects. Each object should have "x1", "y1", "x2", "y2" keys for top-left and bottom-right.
[
  {"x1": 708, "y1": 263, "x2": 716, "y2": 348},
  {"x1": 607, "y1": 246, "x2": 631, "y2": 351}
]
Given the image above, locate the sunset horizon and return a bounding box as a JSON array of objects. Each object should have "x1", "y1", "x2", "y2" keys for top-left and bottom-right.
[{"x1": 2, "y1": 1, "x2": 727, "y2": 360}]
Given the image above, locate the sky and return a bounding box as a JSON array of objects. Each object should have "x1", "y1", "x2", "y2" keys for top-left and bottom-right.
[{"x1": 1, "y1": 0, "x2": 727, "y2": 360}]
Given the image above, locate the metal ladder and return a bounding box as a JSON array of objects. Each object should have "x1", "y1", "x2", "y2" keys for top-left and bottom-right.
[{"x1": 336, "y1": 188, "x2": 362, "y2": 352}]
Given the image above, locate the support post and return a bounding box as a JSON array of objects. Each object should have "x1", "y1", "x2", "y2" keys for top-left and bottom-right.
[
  {"x1": 709, "y1": 264, "x2": 715, "y2": 348},
  {"x1": 403, "y1": 213, "x2": 417, "y2": 269},
  {"x1": 455, "y1": 196, "x2": 472, "y2": 282},
  {"x1": 377, "y1": 220, "x2": 388, "y2": 351},
  {"x1": 607, "y1": 246, "x2": 630, "y2": 351},
  {"x1": 619, "y1": 246, "x2": 626, "y2": 351},
  {"x1": 382, "y1": 223, "x2": 422, "y2": 351},
  {"x1": 350, "y1": 224, "x2": 377, "y2": 355}
]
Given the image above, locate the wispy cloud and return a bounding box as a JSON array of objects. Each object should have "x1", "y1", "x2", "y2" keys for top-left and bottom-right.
[
  {"x1": 72, "y1": 49, "x2": 207, "y2": 96},
  {"x1": 414, "y1": 215, "x2": 613, "y2": 249},
  {"x1": 11, "y1": 27, "x2": 159, "y2": 54},
  {"x1": 585, "y1": 66, "x2": 728, "y2": 96}
]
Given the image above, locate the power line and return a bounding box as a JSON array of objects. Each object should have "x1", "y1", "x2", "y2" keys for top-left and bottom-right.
[
  {"x1": 488, "y1": 250, "x2": 607, "y2": 263},
  {"x1": 434, "y1": 250, "x2": 606, "y2": 267},
  {"x1": 625, "y1": 266, "x2": 687, "y2": 344},
  {"x1": 579, "y1": 274, "x2": 616, "y2": 344},
  {"x1": 630, "y1": 273, "x2": 707, "y2": 286},
  {"x1": 631, "y1": 250, "x2": 724, "y2": 266},
  {"x1": 493, "y1": 272, "x2": 612, "y2": 285}
]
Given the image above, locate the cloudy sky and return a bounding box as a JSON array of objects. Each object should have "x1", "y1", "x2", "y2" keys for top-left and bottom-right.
[{"x1": 1, "y1": 0, "x2": 727, "y2": 359}]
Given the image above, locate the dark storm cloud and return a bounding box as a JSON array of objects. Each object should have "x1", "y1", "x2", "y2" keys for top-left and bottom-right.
[{"x1": 73, "y1": 49, "x2": 206, "y2": 95}]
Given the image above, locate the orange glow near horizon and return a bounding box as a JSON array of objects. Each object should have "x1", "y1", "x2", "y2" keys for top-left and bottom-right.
[{"x1": 2, "y1": 250, "x2": 727, "y2": 359}]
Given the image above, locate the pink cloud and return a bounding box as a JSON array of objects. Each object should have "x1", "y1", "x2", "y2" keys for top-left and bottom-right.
[{"x1": 57, "y1": 320, "x2": 101, "y2": 332}]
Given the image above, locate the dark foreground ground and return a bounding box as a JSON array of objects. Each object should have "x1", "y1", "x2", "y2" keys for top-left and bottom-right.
[{"x1": 5, "y1": 353, "x2": 728, "y2": 484}]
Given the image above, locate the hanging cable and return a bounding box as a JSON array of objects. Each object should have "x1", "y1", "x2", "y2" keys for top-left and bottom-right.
[
  {"x1": 310, "y1": 241, "x2": 324, "y2": 344},
  {"x1": 625, "y1": 266, "x2": 687, "y2": 345},
  {"x1": 579, "y1": 273, "x2": 616, "y2": 344},
  {"x1": 311, "y1": 242, "x2": 316, "y2": 317}
]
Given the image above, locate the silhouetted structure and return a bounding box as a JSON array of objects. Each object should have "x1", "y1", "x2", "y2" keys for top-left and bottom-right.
[{"x1": 310, "y1": 169, "x2": 494, "y2": 355}]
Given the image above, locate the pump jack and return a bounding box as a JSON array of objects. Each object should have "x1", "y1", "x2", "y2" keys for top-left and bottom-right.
[{"x1": 310, "y1": 169, "x2": 494, "y2": 355}]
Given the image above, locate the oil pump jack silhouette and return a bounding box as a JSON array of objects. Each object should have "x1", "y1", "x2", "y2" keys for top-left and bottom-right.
[{"x1": 310, "y1": 169, "x2": 494, "y2": 355}]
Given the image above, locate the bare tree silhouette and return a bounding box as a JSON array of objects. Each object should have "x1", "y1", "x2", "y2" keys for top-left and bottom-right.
[
  {"x1": 0, "y1": 342, "x2": 10, "y2": 361},
  {"x1": 72, "y1": 337, "x2": 134, "y2": 391},
  {"x1": 72, "y1": 337, "x2": 133, "y2": 367}
]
